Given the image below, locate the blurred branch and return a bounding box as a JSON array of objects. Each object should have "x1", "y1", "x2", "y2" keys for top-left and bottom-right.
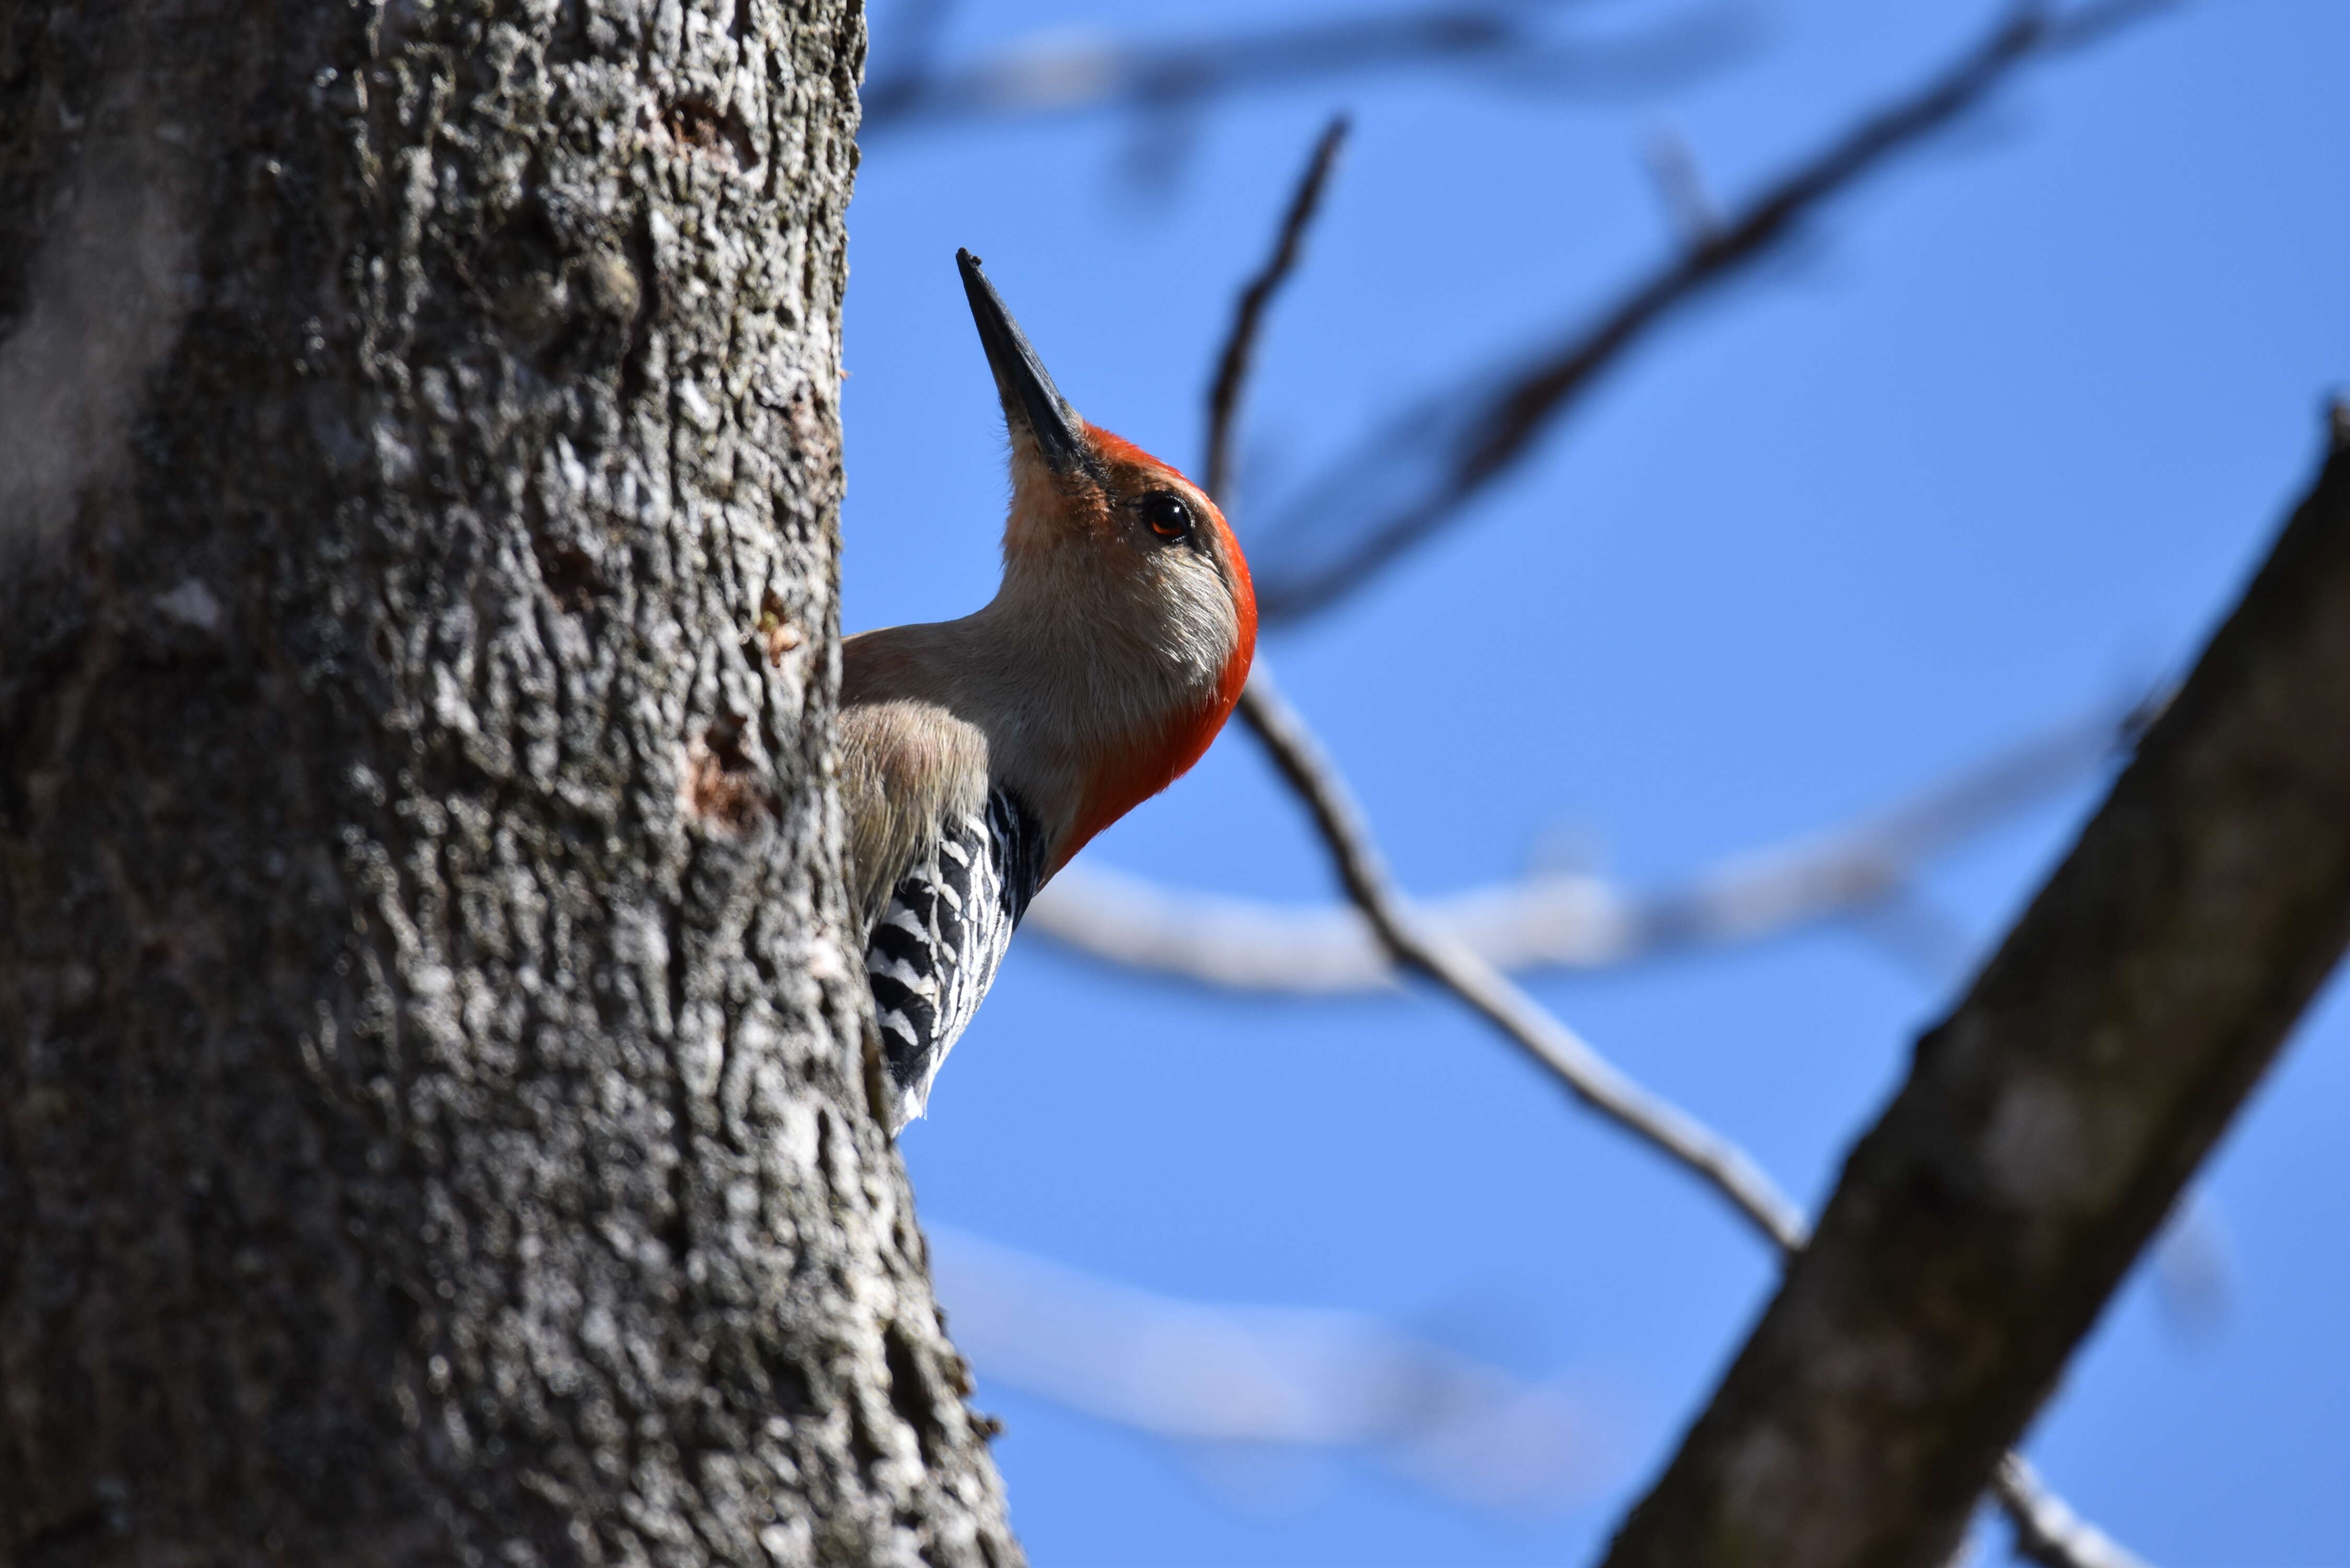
[
  {"x1": 1032, "y1": 693, "x2": 2142, "y2": 992},
  {"x1": 1605, "y1": 408, "x2": 2350, "y2": 1566},
  {"x1": 1642, "y1": 127, "x2": 1719, "y2": 247},
  {"x1": 862, "y1": 0, "x2": 960, "y2": 124},
  {"x1": 1206, "y1": 117, "x2": 1351, "y2": 506},
  {"x1": 928, "y1": 1225, "x2": 1606, "y2": 1512},
  {"x1": 861, "y1": 0, "x2": 1754, "y2": 137},
  {"x1": 1247, "y1": 0, "x2": 2181, "y2": 624}
]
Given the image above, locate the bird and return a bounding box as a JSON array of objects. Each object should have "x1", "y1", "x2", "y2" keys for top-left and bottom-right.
[{"x1": 838, "y1": 250, "x2": 1257, "y2": 1132}]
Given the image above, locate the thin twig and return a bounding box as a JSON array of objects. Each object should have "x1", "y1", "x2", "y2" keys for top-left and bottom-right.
[
  {"x1": 1248, "y1": 0, "x2": 2180, "y2": 622},
  {"x1": 1238, "y1": 664, "x2": 1813, "y2": 1249},
  {"x1": 1205, "y1": 116, "x2": 1350, "y2": 505}
]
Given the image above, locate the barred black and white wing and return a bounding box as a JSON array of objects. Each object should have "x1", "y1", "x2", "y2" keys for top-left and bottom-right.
[{"x1": 865, "y1": 788, "x2": 1049, "y2": 1129}]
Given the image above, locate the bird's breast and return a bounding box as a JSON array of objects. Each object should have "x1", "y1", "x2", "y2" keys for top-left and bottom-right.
[{"x1": 1052, "y1": 695, "x2": 1234, "y2": 874}]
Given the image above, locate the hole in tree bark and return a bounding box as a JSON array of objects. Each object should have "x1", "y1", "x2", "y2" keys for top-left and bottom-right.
[
  {"x1": 882, "y1": 1321, "x2": 939, "y2": 1461},
  {"x1": 663, "y1": 96, "x2": 758, "y2": 172},
  {"x1": 534, "y1": 543, "x2": 602, "y2": 613},
  {"x1": 680, "y1": 711, "x2": 766, "y2": 833}
]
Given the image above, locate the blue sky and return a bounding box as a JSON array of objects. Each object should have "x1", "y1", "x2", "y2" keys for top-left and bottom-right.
[{"x1": 836, "y1": 2, "x2": 2350, "y2": 1562}]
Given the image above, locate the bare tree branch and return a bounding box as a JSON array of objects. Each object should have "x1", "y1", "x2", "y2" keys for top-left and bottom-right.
[
  {"x1": 1239, "y1": 662, "x2": 1816, "y2": 1249},
  {"x1": 1185, "y1": 114, "x2": 2154, "y2": 1568},
  {"x1": 1033, "y1": 693, "x2": 2141, "y2": 992},
  {"x1": 859, "y1": 0, "x2": 1754, "y2": 137},
  {"x1": 1206, "y1": 116, "x2": 1351, "y2": 506},
  {"x1": 1246, "y1": 0, "x2": 2181, "y2": 624},
  {"x1": 1600, "y1": 408, "x2": 2350, "y2": 1568}
]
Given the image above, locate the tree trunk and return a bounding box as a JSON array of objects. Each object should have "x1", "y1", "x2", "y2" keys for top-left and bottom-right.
[{"x1": 0, "y1": 0, "x2": 1018, "y2": 1562}]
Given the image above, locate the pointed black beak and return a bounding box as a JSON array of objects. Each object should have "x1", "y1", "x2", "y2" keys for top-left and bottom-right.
[{"x1": 957, "y1": 249, "x2": 1090, "y2": 479}]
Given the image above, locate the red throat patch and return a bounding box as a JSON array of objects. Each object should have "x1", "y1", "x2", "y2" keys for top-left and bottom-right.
[{"x1": 1054, "y1": 683, "x2": 1246, "y2": 876}]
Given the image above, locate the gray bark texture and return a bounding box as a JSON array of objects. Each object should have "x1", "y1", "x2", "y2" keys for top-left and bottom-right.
[
  {"x1": 1600, "y1": 408, "x2": 2350, "y2": 1568},
  {"x1": 0, "y1": 0, "x2": 1021, "y2": 1563}
]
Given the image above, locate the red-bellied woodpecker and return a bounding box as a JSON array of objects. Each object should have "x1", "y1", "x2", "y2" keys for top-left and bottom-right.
[{"x1": 840, "y1": 250, "x2": 1258, "y2": 1131}]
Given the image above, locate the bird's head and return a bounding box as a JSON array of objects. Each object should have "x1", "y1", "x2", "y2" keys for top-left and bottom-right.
[{"x1": 956, "y1": 248, "x2": 1257, "y2": 862}]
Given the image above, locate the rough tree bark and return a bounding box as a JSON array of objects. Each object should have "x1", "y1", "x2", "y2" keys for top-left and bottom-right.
[
  {"x1": 1601, "y1": 410, "x2": 2350, "y2": 1568},
  {"x1": 0, "y1": 0, "x2": 1018, "y2": 1562}
]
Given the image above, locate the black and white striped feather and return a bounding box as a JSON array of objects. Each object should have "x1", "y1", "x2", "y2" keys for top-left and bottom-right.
[{"x1": 865, "y1": 787, "x2": 1049, "y2": 1129}]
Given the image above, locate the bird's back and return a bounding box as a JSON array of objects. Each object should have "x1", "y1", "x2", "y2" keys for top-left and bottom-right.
[{"x1": 840, "y1": 626, "x2": 1050, "y2": 1128}]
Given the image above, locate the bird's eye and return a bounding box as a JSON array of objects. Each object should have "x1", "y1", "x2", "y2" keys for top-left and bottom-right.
[{"x1": 1142, "y1": 492, "x2": 1193, "y2": 541}]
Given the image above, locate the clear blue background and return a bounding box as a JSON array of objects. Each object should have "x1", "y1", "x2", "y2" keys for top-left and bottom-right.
[{"x1": 837, "y1": 2, "x2": 2350, "y2": 1562}]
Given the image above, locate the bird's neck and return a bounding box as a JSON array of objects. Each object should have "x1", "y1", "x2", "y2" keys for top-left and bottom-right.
[{"x1": 963, "y1": 559, "x2": 1243, "y2": 872}]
